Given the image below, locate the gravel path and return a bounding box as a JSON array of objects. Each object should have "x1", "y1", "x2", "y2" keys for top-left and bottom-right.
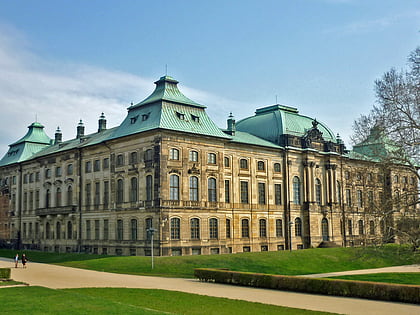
[{"x1": 1, "y1": 259, "x2": 419, "y2": 315}]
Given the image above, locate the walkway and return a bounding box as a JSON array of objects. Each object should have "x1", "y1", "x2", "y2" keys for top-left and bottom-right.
[{"x1": 0, "y1": 259, "x2": 419, "y2": 315}]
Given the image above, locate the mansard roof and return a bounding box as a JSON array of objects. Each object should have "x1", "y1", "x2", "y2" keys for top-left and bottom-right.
[
  {"x1": 110, "y1": 75, "x2": 229, "y2": 140},
  {"x1": 0, "y1": 122, "x2": 52, "y2": 166}
]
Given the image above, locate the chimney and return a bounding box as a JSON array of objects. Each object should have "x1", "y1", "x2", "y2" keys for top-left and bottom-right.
[
  {"x1": 54, "y1": 126, "x2": 62, "y2": 144},
  {"x1": 227, "y1": 112, "x2": 236, "y2": 135},
  {"x1": 98, "y1": 112, "x2": 107, "y2": 132},
  {"x1": 76, "y1": 120, "x2": 85, "y2": 139}
]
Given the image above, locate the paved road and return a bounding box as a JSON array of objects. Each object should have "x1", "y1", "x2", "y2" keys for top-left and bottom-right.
[{"x1": 1, "y1": 259, "x2": 419, "y2": 315}]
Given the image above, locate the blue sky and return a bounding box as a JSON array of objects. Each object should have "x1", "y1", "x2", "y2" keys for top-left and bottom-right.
[{"x1": 0, "y1": 0, "x2": 418, "y2": 156}]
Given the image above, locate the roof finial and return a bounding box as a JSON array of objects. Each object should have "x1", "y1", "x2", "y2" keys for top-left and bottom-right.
[
  {"x1": 165, "y1": 64, "x2": 168, "y2": 76},
  {"x1": 275, "y1": 95, "x2": 278, "y2": 104}
]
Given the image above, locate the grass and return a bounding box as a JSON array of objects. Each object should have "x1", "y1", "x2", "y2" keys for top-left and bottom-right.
[
  {"x1": 0, "y1": 286, "x2": 335, "y2": 314},
  {"x1": 1, "y1": 245, "x2": 419, "y2": 278},
  {"x1": 0, "y1": 280, "x2": 24, "y2": 286},
  {"x1": 328, "y1": 272, "x2": 420, "y2": 285}
]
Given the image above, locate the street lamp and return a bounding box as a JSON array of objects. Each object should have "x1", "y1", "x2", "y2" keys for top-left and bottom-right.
[{"x1": 147, "y1": 227, "x2": 157, "y2": 269}]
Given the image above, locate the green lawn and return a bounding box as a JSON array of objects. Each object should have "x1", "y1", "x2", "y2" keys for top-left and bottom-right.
[
  {"x1": 0, "y1": 286, "x2": 334, "y2": 314},
  {"x1": 0, "y1": 280, "x2": 24, "y2": 286},
  {"x1": 1, "y1": 245, "x2": 419, "y2": 278},
  {"x1": 328, "y1": 272, "x2": 420, "y2": 285}
]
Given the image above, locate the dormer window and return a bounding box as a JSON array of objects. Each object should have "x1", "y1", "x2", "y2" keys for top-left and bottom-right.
[
  {"x1": 142, "y1": 113, "x2": 150, "y2": 121},
  {"x1": 191, "y1": 114, "x2": 200, "y2": 122},
  {"x1": 130, "y1": 115, "x2": 139, "y2": 124},
  {"x1": 176, "y1": 112, "x2": 185, "y2": 120}
]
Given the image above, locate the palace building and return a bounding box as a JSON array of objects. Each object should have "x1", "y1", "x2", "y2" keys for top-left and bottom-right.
[{"x1": 0, "y1": 76, "x2": 417, "y2": 255}]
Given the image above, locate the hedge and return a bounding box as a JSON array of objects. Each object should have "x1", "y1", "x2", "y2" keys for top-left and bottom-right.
[
  {"x1": 0, "y1": 268, "x2": 11, "y2": 279},
  {"x1": 194, "y1": 268, "x2": 420, "y2": 304}
]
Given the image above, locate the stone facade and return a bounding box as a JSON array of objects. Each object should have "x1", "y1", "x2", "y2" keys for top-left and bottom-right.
[{"x1": 0, "y1": 76, "x2": 417, "y2": 256}]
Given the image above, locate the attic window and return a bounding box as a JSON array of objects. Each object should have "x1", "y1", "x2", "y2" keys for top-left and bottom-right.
[
  {"x1": 176, "y1": 112, "x2": 185, "y2": 120},
  {"x1": 7, "y1": 149, "x2": 19, "y2": 157},
  {"x1": 130, "y1": 115, "x2": 139, "y2": 124},
  {"x1": 191, "y1": 114, "x2": 200, "y2": 122},
  {"x1": 142, "y1": 113, "x2": 150, "y2": 121}
]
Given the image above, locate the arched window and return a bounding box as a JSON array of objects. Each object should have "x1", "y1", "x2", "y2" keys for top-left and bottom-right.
[
  {"x1": 293, "y1": 177, "x2": 301, "y2": 205},
  {"x1": 321, "y1": 218, "x2": 329, "y2": 241},
  {"x1": 369, "y1": 220, "x2": 375, "y2": 235},
  {"x1": 67, "y1": 186, "x2": 73, "y2": 206},
  {"x1": 116, "y1": 179, "x2": 124, "y2": 204},
  {"x1": 189, "y1": 150, "x2": 198, "y2": 162},
  {"x1": 130, "y1": 151, "x2": 138, "y2": 164},
  {"x1": 130, "y1": 177, "x2": 138, "y2": 202},
  {"x1": 190, "y1": 218, "x2": 200, "y2": 239},
  {"x1": 315, "y1": 179, "x2": 322, "y2": 205},
  {"x1": 46, "y1": 189, "x2": 51, "y2": 208},
  {"x1": 208, "y1": 178, "x2": 217, "y2": 202},
  {"x1": 241, "y1": 219, "x2": 249, "y2": 238},
  {"x1": 117, "y1": 219, "x2": 123, "y2": 240},
  {"x1": 209, "y1": 218, "x2": 218, "y2": 239},
  {"x1": 146, "y1": 175, "x2": 153, "y2": 201},
  {"x1": 189, "y1": 176, "x2": 199, "y2": 201},
  {"x1": 226, "y1": 218, "x2": 231, "y2": 238},
  {"x1": 56, "y1": 187, "x2": 62, "y2": 207},
  {"x1": 130, "y1": 219, "x2": 137, "y2": 240},
  {"x1": 257, "y1": 161, "x2": 265, "y2": 171},
  {"x1": 358, "y1": 219, "x2": 364, "y2": 235},
  {"x1": 170, "y1": 175, "x2": 179, "y2": 201},
  {"x1": 56, "y1": 222, "x2": 61, "y2": 240},
  {"x1": 276, "y1": 219, "x2": 283, "y2": 237},
  {"x1": 67, "y1": 221, "x2": 72, "y2": 239},
  {"x1": 145, "y1": 217, "x2": 153, "y2": 240},
  {"x1": 239, "y1": 159, "x2": 248, "y2": 169},
  {"x1": 169, "y1": 148, "x2": 179, "y2": 160},
  {"x1": 357, "y1": 190, "x2": 363, "y2": 207},
  {"x1": 294, "y1": 217, "x2": 302, "y2": 237},
  {"x1": 259, "y1": 219, "x2": 267, "y2": 237},
  {"x1": 170, "y1": 218, "x2": 180, "y2": 239}
]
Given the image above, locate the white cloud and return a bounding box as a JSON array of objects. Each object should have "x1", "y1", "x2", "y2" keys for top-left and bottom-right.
[{"x1": 0, "y1": 25, "x2": 249, "y2": 158}]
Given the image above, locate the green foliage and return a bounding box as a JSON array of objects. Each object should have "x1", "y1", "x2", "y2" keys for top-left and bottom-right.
[
  {"x1": 0, "y1": 286, "x2": 332, "y2": 315},
  {"x1": 195, "y1": 269, "x2": 420, "y2": 304},
  {"x1": 329, "y1": 272, "x2": 420, "y2": 285},
  {"x1": 1, "y1": 245, "x2": 418, "y2": 278},
  {"x1": 0, "y1": 268, "x2": 11, "y2": 279}
]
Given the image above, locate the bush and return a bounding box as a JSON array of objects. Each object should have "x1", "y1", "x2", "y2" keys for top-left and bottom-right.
[
  {"x1": 195, "y1": 268, "x2": 420, "y2": 304},
  {"x1": 0, "y1": 268, "x2": 11, "y2": 279}
]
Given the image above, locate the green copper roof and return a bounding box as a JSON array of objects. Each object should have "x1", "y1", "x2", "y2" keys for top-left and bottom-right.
[
  {"x1": 129, "y1": 76, "x2": 205, "y2": 109},
  {"x1": 110, "y1": 76, "x2": 229, "y2": 140},
  {"x1": 0, "y1": 122, "x2": 52, "y2": 166},
  {"x1": 236, "y1": 104, "x2": 337, "y2": 144},
  {"x1": 225, "y1": 130, "x2": 282, "y2": 149},
  {"x1": 351, "y1": 126, "x2": 398, "y2": 161}
]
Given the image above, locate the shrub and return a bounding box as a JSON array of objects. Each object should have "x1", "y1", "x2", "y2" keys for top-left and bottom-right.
[
  {"x1": 0, "y1": 268, "x2": 11, "y2": 279},
  {"x1": 195, "y1": 268, "x2": 420, "y2": 304}
]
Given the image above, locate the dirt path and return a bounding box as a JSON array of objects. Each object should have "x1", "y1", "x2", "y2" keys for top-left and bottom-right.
[{"x1": 1, "y1": 259, "x2": 419, "y2": 315}]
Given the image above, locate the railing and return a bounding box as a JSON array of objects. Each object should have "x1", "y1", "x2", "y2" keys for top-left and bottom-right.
[{"x1": 35, "y1": 206, "x2": 76, "y2": 216}]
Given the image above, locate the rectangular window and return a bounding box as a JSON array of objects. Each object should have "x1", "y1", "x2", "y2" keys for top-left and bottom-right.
[
  {"x1": 346, "y1": 189, "x2": 352, "y2": 207},
  {"x1": 86, "y1": 220, "x2": 91, "y2": 240},
  {"x1": 240, "y1": 181, "x2": 249, "y2": 203},
  {"x1": 94, "y1": 159, "x2": 100, "y2": 172},
  {"x1": 117, "y1": 220, "x2": 123, "y2": 240},
  {"x1": 35, "y1": 190, "x2": 40, "y2": 209},
  {"x1": 94, "y1": 182, "x2": 100, "y2": 208},
  {"x1": 357, "y1": 190, "x2": 363, "y2": 207},
  {"x1": 85, "y1": 183, "x2": 91, "y2": 207},
  {"x1": 226, "y1": 219, "x2": 231, "y2": 238},
  {"x1": 276, "y1": 219, "x2": 283, "y2": 237},
  {"x1": 224, "y1": 180, "x2": 230, "y2": 203},
  {"x1": 94, "y1": 220, "x2": 100, "y2": 240},
  {"x1": 103, "y1": 219, "x2": 109, "y2": 240},
  {"x1": 348, "y1": 219, "x2": 353, "y2": 235},
  {"x1": 85, "y1": 161, "x2": 92, "y2": 173},
  {"x1": 207, "y1": 153, "x2": 216, "y2": 164},
  {"x1": 274, "y1": 184, "x2": 282, "y2": 205},
  {"x1": 55, "y1": 166, "x2": 62, "y2": 177},
  {"x1": 103, "y1": 181, "x2": 109, "y2": 207},
  {"x1": 258, "y1": 182, "x2": 266, "y2": 204},
  {"x1": 103, "y1": 158, "x2": 109, "y2": 169}
]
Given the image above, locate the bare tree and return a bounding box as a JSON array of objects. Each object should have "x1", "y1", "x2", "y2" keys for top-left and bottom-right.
[{"x1": 352, "y1": 47, "x2": 419, "y2": 249}]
